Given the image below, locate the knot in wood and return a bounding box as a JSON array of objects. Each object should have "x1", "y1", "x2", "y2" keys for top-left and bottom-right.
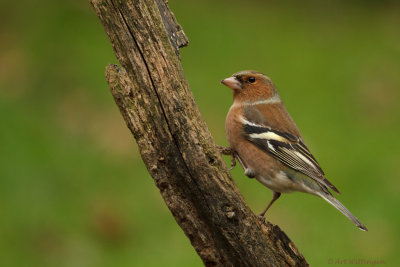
[
  {"x1": 222, "y1": 205, "x2": 236, "y2": 219},
  {"x1": 150, "y1": 164, "x2": 158, "y2": 172},
  {"x1": 226, "y1": 211, "x2": 235, "y2": 219}
]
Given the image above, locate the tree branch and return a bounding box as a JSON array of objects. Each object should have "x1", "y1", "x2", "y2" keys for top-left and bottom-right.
[{"x1": 90, "y1": 0, "x2": 308, "y2": 266}]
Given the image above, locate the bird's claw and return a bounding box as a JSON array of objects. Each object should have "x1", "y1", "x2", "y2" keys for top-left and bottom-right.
[
  {"x1": 217, "y1": 145, "x2": 237, "y2": 171},
  {"x1": 217, "y1": 145, "x2": 233, "y2": 156},
  {"x1": 229, "y1": 155, "x2": 236, "y2": 170},
  {"x1": 257, "y1": 214, "x2": 266, "y2": 223}
]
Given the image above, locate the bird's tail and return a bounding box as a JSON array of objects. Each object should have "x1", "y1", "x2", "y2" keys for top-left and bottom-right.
[{"x1": 318, "y1": 192, "x2": 368, "y2": 231}]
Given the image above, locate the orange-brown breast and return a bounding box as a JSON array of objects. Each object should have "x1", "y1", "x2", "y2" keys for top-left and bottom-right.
[{"x1": 225, "y1": 104, "x2": 283, "y2": 178}]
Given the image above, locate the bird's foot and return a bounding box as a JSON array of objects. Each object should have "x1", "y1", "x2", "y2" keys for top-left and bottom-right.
[
  {"x1": 217, "y1": 145, "x2": 237, "y2": 170},
  {"x1": 229, "y1": 156, "x2": 236, "y2": 171},
  {"x1": 257, "y1": 214, "x2": 266, "y2": 223},
  {"x1": 217, "y1": 145, "x2": 233, "y2": 155}
]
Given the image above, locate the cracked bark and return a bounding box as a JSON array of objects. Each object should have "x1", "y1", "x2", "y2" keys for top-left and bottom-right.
[{"x1": 90, "y1": 0, "x2": 309, "y2": 266}]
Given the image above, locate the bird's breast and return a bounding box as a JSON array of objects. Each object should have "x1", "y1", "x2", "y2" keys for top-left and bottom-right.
[{"x1": 225, "y1": 105, "x2": 243, "y2": 149}]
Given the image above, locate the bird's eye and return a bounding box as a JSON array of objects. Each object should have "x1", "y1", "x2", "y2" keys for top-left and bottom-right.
[{"x1": 248, "y1": 76, "x2": 256, "y2": 83}]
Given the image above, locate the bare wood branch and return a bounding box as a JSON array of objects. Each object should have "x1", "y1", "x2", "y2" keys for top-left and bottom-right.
[{"x1": 91, "y1": 0, "x2": 308, "y2": 266}]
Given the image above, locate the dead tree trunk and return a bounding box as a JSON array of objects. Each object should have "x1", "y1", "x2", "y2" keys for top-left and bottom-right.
[{"x1": 90, "y1": 0, "x2": 308, "y2": 266}]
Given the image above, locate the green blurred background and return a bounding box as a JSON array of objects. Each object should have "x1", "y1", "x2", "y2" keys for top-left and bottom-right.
[{"x1": 1, "y1": 0, "x2": 399, "y2": 266}]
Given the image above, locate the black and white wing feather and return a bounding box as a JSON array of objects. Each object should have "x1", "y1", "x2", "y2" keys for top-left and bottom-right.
[{"x1": 241, "y1": 116, "x2": 339, "y2": 193}]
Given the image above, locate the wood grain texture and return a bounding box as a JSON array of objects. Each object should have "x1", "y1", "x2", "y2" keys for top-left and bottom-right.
[{"x1": 91, "y1": 0, "x2": 308, "y2": 266}]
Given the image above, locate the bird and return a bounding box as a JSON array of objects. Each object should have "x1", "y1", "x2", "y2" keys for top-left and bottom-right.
[{"x1": 221, "y1": 70, "x2": 367, "y2": 231}]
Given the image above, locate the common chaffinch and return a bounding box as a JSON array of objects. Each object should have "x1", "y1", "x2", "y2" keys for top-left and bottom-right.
[{"x1": 221, "y1": 70, "x2": 367, "y2": 231}]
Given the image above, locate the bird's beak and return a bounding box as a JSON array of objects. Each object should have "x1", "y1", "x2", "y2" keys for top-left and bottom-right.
[{"x1": 221, "y1": 76, "x2": 242, "y2": 90}]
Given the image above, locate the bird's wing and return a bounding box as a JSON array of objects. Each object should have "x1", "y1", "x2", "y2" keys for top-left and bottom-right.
[{"x1": 240, "y1": 109, "x2": 339, "y2": 193}]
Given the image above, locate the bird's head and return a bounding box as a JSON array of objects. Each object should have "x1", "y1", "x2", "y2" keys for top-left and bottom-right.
[{"x1": 221, "y1": 70, "x2": 279, "y2": 103}]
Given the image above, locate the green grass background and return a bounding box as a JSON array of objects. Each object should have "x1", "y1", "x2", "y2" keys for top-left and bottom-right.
[{"x1": 1, "y1": 0, "x2": 399, "y2": 266}]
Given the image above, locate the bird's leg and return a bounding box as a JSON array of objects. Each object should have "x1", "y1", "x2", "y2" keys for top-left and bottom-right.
[
  {"x1": 258, "y1": 192, "x2": 281, "y2": 219},
  {"x1": 217, "y1": 145, "x2": 233, "y2": 156},
  {"x1": 233, "y1": 151, "x2": 246, "y2": 170},
  {"x1": 217, "y1": 146, "x2": 240, "y2": 170},
  {"x1": 216, "y1": 146, "x2": 254, "y2": 176},
  {"x1": 234, "y1": 153, "x2": 257, "y2": 179}
]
